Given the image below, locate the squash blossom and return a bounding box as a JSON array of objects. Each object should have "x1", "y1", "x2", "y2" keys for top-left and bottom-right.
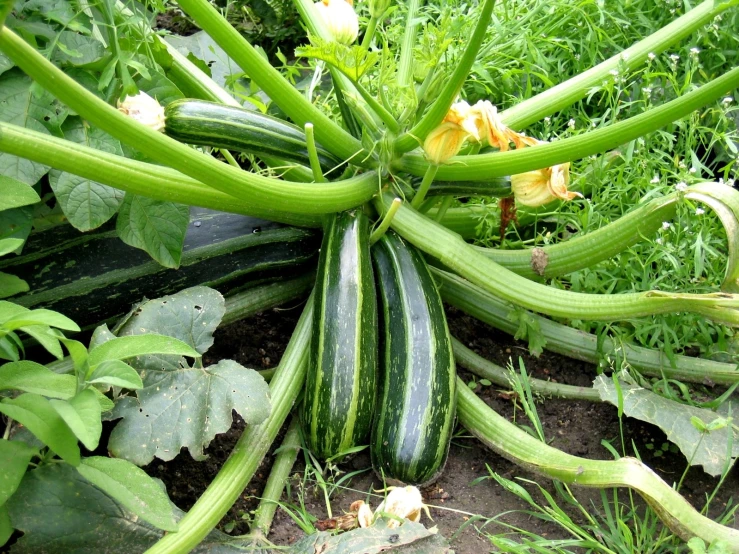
[
  {"x1": 354, "y1": 485, "x2": 430, "y2": 529},
  {"x1": 423, "y1": 101, "x2": 479, "y2": 164},
  {"x1": 314, "y1": 0, "x2": 359, "y2": 45},
  {"x1": 117, "y1": 91, "x2": 165, "y2": 132},
  {"x1": 511, "y1": 163, "x2": 581, "y2": 207}
]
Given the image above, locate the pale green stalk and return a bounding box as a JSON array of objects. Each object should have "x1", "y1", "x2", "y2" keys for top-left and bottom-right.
[
  {"x1": 369, "y1": 197, "x2": 402, "y2": 244},
  {"x1": 0, "y1": 28, "x2": 377, "y2": 214},
  {"x1": 175, "y1": 0, "x2": 365, "y2": 163},
  {"x1": 452, "y1": 338, "x2": 602, "y2": 401},
  {"x1": 457, "y1": 381, "x2": 739, "y2": 550},
  {"x1": 499, "y1": 0, "x2": 739, "y2": 130},
  {"x1": 410, "y1": 165, "x2": 438, "y2": 208},
  {"x1": 393, "y1": 0, "x2": 496, "y2": 154},
  {"x1": 378, "y1": 195, "x2": 739, "y2": 324},
  {"x1": 304, "y1": 124, "x2": 326, "y2": 182},
  {"x1": 396, "y1": 0, "x2": 421, "y2": 89},
  {"x1": 360, "y1": 15, "x2": 380, "y2": 49},
  {"x1": 145, "y1": 295, "x2": 314, "y2": 554},
  {"x1": 436, "y1": 268, "x2": 739, "y2": 386},
  {"x1": 394, "y1": 67, "x2": 739, "y2": 180},
  {"x1": 0, "y1": 122, "x2": 321, "y2": 227}
]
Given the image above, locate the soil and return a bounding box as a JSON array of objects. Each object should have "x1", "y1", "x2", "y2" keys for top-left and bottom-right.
[{"x1": 146, "y1": 301, "x2": 739, "y2": 552}]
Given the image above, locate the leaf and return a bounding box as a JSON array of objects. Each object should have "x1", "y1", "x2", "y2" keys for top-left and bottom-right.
[
  {"x1": 5, "y1": 463, "x2": 262, "y2": 553},
  {"x1": 76, "y1": 457, "x2": 177, "y2": 532},
  {"x1": 289, "y1": 521, "x2": 452, "y2": 553},
  {"x1": 19, "y1": 325, "x2": 63, "y2": 359},
  {"x1": 0, "y1": 238, "x2": 24, "y2": 256},
  {"x1": 166, "y1": 32, "x2": 242, "y2": 93},
  {"x1": 116, "y1": 194, "x2": 189, "y2": 268},
  {"x1": 0, "y1": 52, "x2": 12, "y2": 77},
  {"x1": 2, "y1": 309, "x2": 80, "y2": 332},
  {"x1": 49, "y1": 118, "x2": 125, "y2": 231},
  {"x1": 0, "y1": 394, "x2": 80, "y2": 465},
  {"x1": 109, "y1": 359, "x2": 270, "y2": 465},
  {"x1": 594, "y1": 376, "x2": 739, "y2": 476},
  {"x1": 509, "y1": 308, "x2": 547, "y2": 357},
  {"x1": 0, "y1": 206, "x2": 32, "y2": 253},
  {"x1": 53, "y1": 31, "x2": 107, "y2": 67},
  {"x1": 296, "y1": 38, "x2": 380, "y2": 81},
  {"x1": 136, "y1": 70, "x2": 184, "y2": 107},
  {"x1": 49, "y1": 389, "x2": 103, "y2": 451},
  {"x1": 0, "y1": 69, "x2": 63, "y2": 183},
  {"x1": 0, "y1": 439, "x2": 38, "y2": 505},
  {"x1": 21, "y1": 0, "x2": 89, "y2": 32},
  {"x1": 87, "y1": 360, "x2": 143, "y2": 389},
  {"x1": 0, "y1": 360, "x2": 76, "y2": 398},
  {"x1": 0, "y1": 504, "x2": 11, "y2": 547},
  {"x1": 89, "y1": 323, "x2": 116, "y2": 350},
  {"x1": 87, "y1": 334, "x2": 200, "y2": 369},
  {"x1": 0, "y1": 176, "x2": 40, "y2": 210},
  {"x1": 0, "y1": 272, "x2": 28, "y2": 298}
]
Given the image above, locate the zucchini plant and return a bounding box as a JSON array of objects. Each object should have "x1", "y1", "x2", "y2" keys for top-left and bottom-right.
[{"x1": 1, "y1": 0, "x2": 739, "y2": 552}]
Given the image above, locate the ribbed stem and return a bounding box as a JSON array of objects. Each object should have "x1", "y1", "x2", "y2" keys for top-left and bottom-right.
[
  {"x1": 379, "y1": 195, "x2": 739, "y2": 324},
  {"x1": 457, "y1": 381, "x2": 739, "y2": 551},
  {"x1": 396, "y1": 0, "x2": 421, "y2": 89},
  {"x1": 0, "y1": 28, "x2": 377, "y2": 214},
  {"x1": 221, "y1": 274, "x2": 315, "y2": 327},
  {"x1": 437, "y1": 268, "x2": 739, "y2": 386},
  {"x1": 452, "y1": 338, "x2": 602, "y2": 401},
  {"x1": 395, "y1": 67, "x2": 739, "y2": 180},
  {"x1": 0, "y1": 122, "x2": 322, "y2": 227},
  {"x1": 144, "y1": 294, "x2": 314, "y2": 554}
]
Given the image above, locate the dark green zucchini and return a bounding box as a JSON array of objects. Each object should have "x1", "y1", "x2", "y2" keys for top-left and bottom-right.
[
  {"x1": 371, "y1": 231, "x2": 456, "y2": 485},
  {"x1": 424, "y1": 177, "x2": 511, "y2": 197},
  {"x1": 0, "y1": 208, "x2": 319, "y2": 329},
  {"x1": 164, "y1": 99, "x2": 341, "y2": 175},
  {"x1": 301, "y1": 210, "x2": 377, "y2": 460}
]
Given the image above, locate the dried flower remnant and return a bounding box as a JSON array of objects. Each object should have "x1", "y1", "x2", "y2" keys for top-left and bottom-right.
[
  {"x1": 117, "y1": 91, "x2": 165, "y2": 132},
  {"x1": 314, "y1": 0, "x2": 359, "y2": 44}
]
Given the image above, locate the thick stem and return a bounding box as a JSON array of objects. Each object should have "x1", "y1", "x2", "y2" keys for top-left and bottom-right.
[
  {"x1": 145, "y1": 293, "x2": 314, "y2": 554},
  {"x1": 360, "y1": 15, "x2": 380, "y2": 50},
  {"x1": 394, "y1": 0, "x2": 496, "y2": 154},
  {"x1": 410, "y1": 165, "x2": 438, "y2": 208},
  {"x1": 396, "y1": 0, "x2": 421, "y2": 90},
  {"x1": 436, "y1": 268, "x2": 739, "y2": 386},
  {"x1": 395, "y1": 67, "x2": 739, "y2": 181},
  {"x1": 0, "y1": 28, "x2": 378, "y2": 214},
  {"x1": 457, "y1": 381, "x2": 739, "y2": 550}
]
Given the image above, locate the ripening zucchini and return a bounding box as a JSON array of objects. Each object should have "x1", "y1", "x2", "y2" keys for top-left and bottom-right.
[
  {"x1": 301, "y1": 210, "x2": 377, "y2": 460},
  {"x1": 164, "y1": 99, "x2": 341, "y2": 174},
  {"x1": 371, "y1": 232, "x2": 456, "y2": 485},
  {"x1": 423, "y1": 177, "x2": 511, "y2": 197},
  {"x1": 0, "y1": 209, "x2": 318, "y2": 328}
]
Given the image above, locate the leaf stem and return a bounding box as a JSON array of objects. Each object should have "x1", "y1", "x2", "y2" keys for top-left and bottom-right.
[
  {"x1": 304, "y1": 124, "x2": 326, "y2": 182},
  {"x1": 369, "y1": 197, "x2": 402, "y2": 245},
  {"x1": 360, "y1": 15, "x2": 380, "y2": 50},
  {"x1": 396, "y1": 0, "x2": 421, "y2": 89},
  {"x1": 410, "y1": 165, "x2": 438, "y2": 208}
]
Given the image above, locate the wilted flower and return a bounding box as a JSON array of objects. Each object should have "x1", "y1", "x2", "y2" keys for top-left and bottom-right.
[
  {"x1": 117, "y1": 91, "x2": 165, "y2": 132},
  {"x1": 356, "y1": 486, "x2": 429, "y2": 529},
  {"x1": 314, "y1": 0, "x2": 358, "y2": 45},
  {"x1": 511, "y1": 163, "x2": 580, "y2": 207}
]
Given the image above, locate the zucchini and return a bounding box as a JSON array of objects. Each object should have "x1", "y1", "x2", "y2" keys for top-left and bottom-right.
[
  {"x1": 301, "y1": 210, "x2": 377, "y2": 460},
  {"x1": 164, "y1": 99, "x2": 341, "y2": 175},
  {"x1": 371, "y1": 232, "x2": 456, "y2": 485},
  {"x1": 0, "y1": 208, "x2": 319, "y2": 329},
  {"x1": 422, "y1": 177, "x2": 511, "y2": 197}
]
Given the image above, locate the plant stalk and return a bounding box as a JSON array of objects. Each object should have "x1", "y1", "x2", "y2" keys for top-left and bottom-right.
[{"x1": 396, "y1": 0, "x2": 421, "y2": 90}]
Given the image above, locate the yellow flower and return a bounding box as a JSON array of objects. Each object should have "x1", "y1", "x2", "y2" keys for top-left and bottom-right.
[
  {"x1": 467, "y1": 100, "x2": 516, "y2": 151},
  {"x1": 117, "y1": 91, "x2": 165, "y2": 132},
  {"x1": 422, "y1": 101, "x2": 478, "y2": 164},
  {"x1": 511, "y1": 163, "x2": 581, "y2": 207},
  {"x1": 314, "y1": 0, "x2": 359, "y2": 45}
]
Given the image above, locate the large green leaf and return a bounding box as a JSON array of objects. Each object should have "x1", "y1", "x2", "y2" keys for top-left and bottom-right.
[
  {"x1": 0, "y1": 70, "x2": 64, "y2": 183},
  {"x1": 52, "y1": 30, "x2": 107, "y2": 67},
  {"x1": 166, "y1": 31, "x2": 242, "y2": 94},
  {"x1": 0, "y1": 504, "x2": 11, "y2": 547},
  {"x1": 6, "y1": 463, "x2": 260, "y2": 553},
  {"x1": 0, "y1": 272, "x2": 28, "y2": 298},
  {"x1": 19, "y1": 325, "x2": 63, "y2": 359},
  {"x1": 0, "y1": 439, "x2": 38, "y2": 505},
  {"x1": 87, "y1": 334, "x2": 200, "y2": 369},
  {"x1": 49, "y1": 118, "x2": 125, "y2": 231},
  {"x1": 0, "y1": 52, "x2": 12, "y2": 76},
  {"x1": 2, "y1": 308, "x2": 79, "y2": 331},
  {"x1": 109, "y1": 359, "x2": 270, "y2": 465},
  {"x1": 76, "y1": 457, "x2": 176, "y2": 532},
  {"x1": 296, "y1": 39, "x2": 380, "y2": 81},
  {"x1": 21, "y1": 0, "x2": 89, "y2": 33},
  {"x1": 594, "y1": 376, "x2": 739, "y2": 476},
  {"x1": 0, "y1": 207, "x2": 32, "y2": 254},
  {"x1": 49, "y1": 389, "x2": 102, "y2": 451},
  {"x1": 136, "y1": 70, "x2": 184, "y2": 107},
  {"x1": 0, "y1": 360, "x2": 76, "y2": 398},
  {"x1": 116, "y1": 194, "x2": 189, "y2": 268},
  {"x1": 0, "y1": 176, "x2": 40, "y2": 210},
  {"x1": 0, "y1": 394, "x2": 80, "y2": 465},
  {"x1": 87, "y1": 360, "x2": 143, "y2": 389}
]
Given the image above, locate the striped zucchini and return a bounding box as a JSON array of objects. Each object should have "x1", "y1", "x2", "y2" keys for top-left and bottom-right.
[
  {"x1": 371, "y1": 232, "x2": 456, "y2": 485},
  {"x1": 301, "y1": 210, "x2": 377, "y2": 460},
  {"x1": 164, "y1": 99, "x2": 341, "y2": 174},
  {"x1": 0, "y1": 209, "x2": 318, "y2": 329},
  {"x1": 421, "y1": 177, "x2": 511, "y2": 198}
]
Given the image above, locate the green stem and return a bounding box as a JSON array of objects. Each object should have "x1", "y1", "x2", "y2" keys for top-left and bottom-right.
[
  {"x1": 436, "y1": 267, "x2": 739, "y2": 386},
  {"x1": 456, "y1": 381, "x2": 739, "y2": 551},
  {"x1": 395, "y1": 67, "x2": 739, "y2": 180},
  {"x1": 360, "y1": 15, "x2": 380, "y2": 50},
  {"x1": 220, "y1": 149, "x2": 240, "y2": 168},
  {"x1": 145, "y1": 293, "x2": 314, "y2": 554},
  {"x1": 0, "y1": 121, "x2": 321, "y2": 227},
  {"x1": 175, "y1": 0, "x2": 365, "y2": 163},
  {"x1": 394, "y1": 0, "x2": 496, "y2": 154},
  {"x1": 304, "y1": 124, "x2": 326, "y2": 182},
  {"x1": 0, "y1": 28, "x2": 377, "y2": 214},
  {"x1": 369, "y1": 197, "x2": 402, "y2": 245},
  {"x1": 410, "y1": 165, "x2": 438, "y2": 208},
  {"x1": 351, "y1": 79, "x2": 400, "y2": 133},
  {"x1": 249, "y1": 418, "x2": 301, "y2": 538},
  {"x1": 499, "y1": 0, "x2": 737, "y2": 130},
  {"x1": 396, "y1": 0, "x2": 421, "y2": 89},
  {"x1": 433, "y1": 195, "x2": 454, "y2": 223},
  {"x1": 453, "y1": 337, "x2": 601, "y2": 401},
  {"x1": 378, "y1": 194, "x2": 739, "y2": 324}
]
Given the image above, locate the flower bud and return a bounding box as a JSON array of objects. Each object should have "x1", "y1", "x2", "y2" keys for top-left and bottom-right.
[
  {"x1": 117, "y1": 91, "x2": 165, "y2": 132},
  {"x1": 314, "y1": 0, "x2": 359, "y2": 45},
  {"x1": 511, "y1": 163, "x2": 580, "y2": 207},
  {"x1": 368, "y1": 0, "x2": 392, "y2": 18}
]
